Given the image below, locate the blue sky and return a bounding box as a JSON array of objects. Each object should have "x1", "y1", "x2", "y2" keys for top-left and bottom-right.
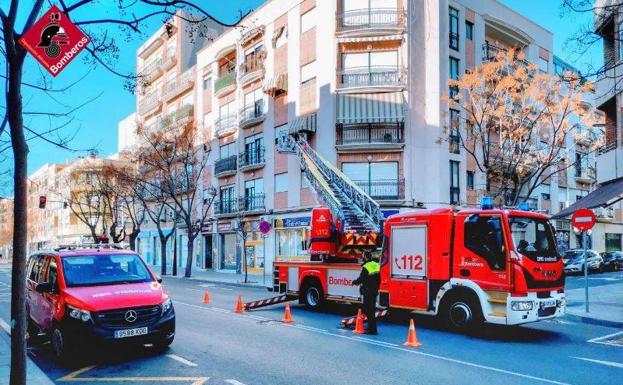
[{"x1": 0, "y1": 0, "x2": 600, "y2": 187}]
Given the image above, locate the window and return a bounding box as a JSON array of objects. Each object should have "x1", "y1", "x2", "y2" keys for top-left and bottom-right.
[
  {"x1": 301, "y1": 61, "x2": 316, "y2": 84},
  {"x1": 449, "y1": 7, "x2": 459, "y2": 50},
  {"x1": 275, "y1": 173, "x2": 288, "y2": 193},
  {"x1": 450, "y1": 160, "x2": 460, "y2": 204},
  {"x1": 46, "y1": 258, "x2": 58, "y2": 292},
  {"x1": 275, "y1": 124, "x2": 293, "y2": 152},
  {"x1": 220, "y1": 142, "x2": 236, "y2": 158},
  {"x1": 538, "y1": 57, "x2": 549, "y2": 73},
  {"x1": 245, "y1": 178, "x2": 264, "y2": 196},
  {"x1": 466, "y1": 171, "x2": 474, "y2": 190},
  {"x1": 277, "y1": 228, "x2": 309, "y2": 257},
  {"x1": 606, "y1": 233, "x2": 622, "y2": 251},
  {"x1": 28, "y1": 256, "x2": 45, "y2": 282},
  {"x1": 244, "y1": 134, "x2": 264, "y2": 164},
  {"x1": 244, "y1": 88, "x2": 264, "y2": 117},
  {"x1": 449, "y1": 109, "x2": 460, "y2": 154},
  {"x1": 301, "y1": 8, "x2": 316, "y2": 33},
  {"x1": 619, "y1": 20, "x2": 623, "y2": 61},
  {"x1": 62, "y1": 254, "x2": 153, "y2": 287},
  {"x1": 464, "y1": 214, "x2": 506, "y2": 271},
  {"x1": 202, "y1": 77, "x2": 212, "y2": 91},
  {"x1": 465, "y1": 21, "x2": 474, "y2": 40},
  {"x1": 342, "y1": 162, "x2": 399, "y2": 199},
  {"x1": 219, "y1": 185, "x2": 236, "y2": 212},
  {"x1": 541, "y1": 193, "x2": 551, "y2": 200},
  {"x1": 449, "y1": 57, "x2": 460, "y2": 98}
]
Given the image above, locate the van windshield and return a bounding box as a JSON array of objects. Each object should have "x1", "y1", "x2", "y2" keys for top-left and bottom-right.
[
  {"x1": 509, "y1": 217, "x2": 558, "y2": 262},
  {"x1": 62, "y1": 254, "x2": 153, "y2": 287}
]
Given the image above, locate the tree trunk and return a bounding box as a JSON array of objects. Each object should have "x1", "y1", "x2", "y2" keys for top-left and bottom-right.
[
  {"x1": 129, "y1": 231, "x2": 139, "y2": 251},
  {"x1": 7, "y1": 47, "x2": 27, "y2": 385},
  {"x1": 160, "y1": 236, "x2": 168, "y2": 276},
  {"x1": 185, "y1": 233, "x2": 194, "y2": 278}
]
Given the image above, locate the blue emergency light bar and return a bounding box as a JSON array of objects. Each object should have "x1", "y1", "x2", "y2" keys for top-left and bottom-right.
[{"x1": 481, "y1": 196, "x2": 494, "y2": 210}]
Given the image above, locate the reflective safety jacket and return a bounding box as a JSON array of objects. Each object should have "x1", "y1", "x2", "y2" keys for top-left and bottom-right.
[{"x1": 353, "y1": 261, "x2": 380, "y2": 295}]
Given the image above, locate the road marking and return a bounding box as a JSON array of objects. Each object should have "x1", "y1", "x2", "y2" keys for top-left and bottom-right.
[
  {"x1": 176, "y1": 303, "x2": 569, "y2": 385},
  {"x1": 199, "y1": 284, "x2": 215, "y2": 288},
  {"x1": 225, "y1": 380, "x2": 246, "y2": 385},
  {"x1": 166, "y1": 354, "x2": 198, "y2": 367},
  {"x1": 588, "y1": 331, "x2": 623, "y2": 347},
  {"x1": 57, "y1": 365, "x2": 208, "y2": 384},
  {"x1": 572, "y1": 357, "x2": 623, "y2": 369},
  {"x1": 0, "y1": 317, "x2": 11, "y2": 334}
]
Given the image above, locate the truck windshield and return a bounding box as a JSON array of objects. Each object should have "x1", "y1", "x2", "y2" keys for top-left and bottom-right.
[
  {"x1": 62, "y1": 254, "x2": 153, "y2": 287},
  {"x1": 509, "y1": 217, "x2": 558, "y2": 262}
]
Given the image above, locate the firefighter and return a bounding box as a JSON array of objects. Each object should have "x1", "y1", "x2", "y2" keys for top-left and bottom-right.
[{"x1": 352, "y1": 250, "x2": 380, "y2": 335}]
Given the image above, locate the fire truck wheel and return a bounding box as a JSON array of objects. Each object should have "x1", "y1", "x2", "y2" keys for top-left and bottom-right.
[
  {"x1": 441, "y1": 292, "x2": 483, "y2": 331},
  {"x1": 302, "y1": 280, "x2": 324, "y2": 310}
]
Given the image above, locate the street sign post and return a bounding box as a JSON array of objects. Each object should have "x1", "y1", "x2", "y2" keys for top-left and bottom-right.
[{"x1": 571, "y1": 208, "x2": 597, "y2": 313}]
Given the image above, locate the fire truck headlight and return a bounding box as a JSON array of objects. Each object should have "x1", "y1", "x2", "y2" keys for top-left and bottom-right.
[{"x1": 511, "y1": 301, "x2": 534, "y2": 311}]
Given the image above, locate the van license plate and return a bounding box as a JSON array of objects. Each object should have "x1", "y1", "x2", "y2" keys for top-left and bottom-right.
[
  {"x1": 540, "y1": 299, "x2": 556, "y2": 309},
  {"x1": 114, "y1": 327, "x2": 148, "y2": 339}
]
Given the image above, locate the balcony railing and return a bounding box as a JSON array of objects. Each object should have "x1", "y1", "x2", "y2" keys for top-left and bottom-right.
[
  {"x1": 214, "y1": 155, "x2": 237, "y2": 177},
  {"x1": 574, "y1": 167, "x2": 596, "y2": 182},
  {"x1": 138, "y1": 92, "x2": 161, "y2": 115},
  {"x1": 450, "y1": 187, "x2": 460, "y2": 205},
  {"x1": 215, "y1": 72, "x2": 237, "y2": 96},
  {"x1": 239, "y1": 51, "x2": 266, "y2": 85},
  {"x1": 239, "y1": 100, "x2": 265, "y2": 128},
  {"x1": 239, "y1": 193, "x2": 265, "y2": 212},
  {"x1": 482, "y1": 42, "x2": 528, "y2": 66},
  {"x1": 161, "y1": 104, "x2": 194, "y2": 129},
  {"x1": 336, "y1": 8, "x2": 402, "y2": 31},
  {"x1": 140, "y1": 59, "x2": 163, "y2": 81},
  {"x1": 160, "y1": 54, "x2": 176, "y2": 71},
  {"x1": 337, "y1": 66, "x2": 404, "y2": 89},
  {"x1": 163, "y1": 69, "x2": 194, "y2": 101},
  {"x1": 214, "y1": 198, "x2": 238, "y2": 215},
  {"x1": 352, "y1": 179, "x2": 405, "y2": 200},
  {"x1": 239, "y1": 146, "x2": 265, "y2": 170},
  {"x1": 214, "y1": 114, "x2": 238, "y2": 138},
  {"x1": 336, "y1": 124, "x2": 404, "y2": 146},
  {"x1": 598, "y1": 141, "x2": 617, "y2": 155}
]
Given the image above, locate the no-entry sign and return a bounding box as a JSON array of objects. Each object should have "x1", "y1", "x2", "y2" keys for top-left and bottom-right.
[
  {"x1": 259, "y1": 220, "x2": 271, "y2": 235},
  {"x1": 571, "y1": 208, "x2": 597, "y2": 232}
]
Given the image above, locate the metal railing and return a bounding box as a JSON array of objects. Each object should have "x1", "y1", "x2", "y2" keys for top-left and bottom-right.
[
  {"x1": 161, "y1": 104, "x2": 194, "y2": 128},
  {"x1": 337, "y1": 65, "x2": 404, "y2": 88},
  {"x1": 138, "y1": 92, "x2": 161, "y2": 115},
  {"x1": 215, "y1": 114, "x2": 238, "y2": 137},
  {"x1": 336, "y1": 8, "x2": 402, "y2": 31},
  {"x1": 239, "y1": 100, "x2": 264, "y2": 125},
  {"x1": 352, "y1": 179, "x2": 405, "y2": 200},
  {"x1": 163, "y1": 69, "x2": 194, "y2": 100},
  {"x1": 450, "y1": 187, "x2": 460, "y2": 205},
  {"x1": 214, "y1": 155, "x2": 237, "y2": 175},
  {"x1": 598, "y1": 141, "x2": 618, "y2": 155},
  {"x1": 215, "y1": 72, "x2": 236, "y2": 94},
  {"x1": 574, "y1": 166, "x2": 596, "y2": 180},
  {"x1": 239, "y1": 193, "x2": 265, "y2": 212},
  {"x1": 140, "y1": 59, "x2": 163, "y2": 79},
  {"x1": 482, "y1": 42, "x2": 528, "y2": 66},
  {"x1": 214, "y1": 198, "x2": 237, "y2": 215},
  {"x1": 336, "y1": 123, "x2": 404, "y2": 145},
  {"x1": 239, "y1": 146, "x2": 265, "y2": 168}
]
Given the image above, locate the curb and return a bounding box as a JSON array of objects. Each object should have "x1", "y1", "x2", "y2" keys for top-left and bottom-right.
[
  {"x1": 564, "y1": 312, "x2": 623, "y2": 328},
  {"x1": 164, "y1": 275, "x2": 272, "y2": 290}
]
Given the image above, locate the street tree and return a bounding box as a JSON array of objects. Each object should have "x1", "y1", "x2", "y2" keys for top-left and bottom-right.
[
  {"x1": 0, "y1": 2, "x2": 247, "y2": 383},
  {"x1": 445, "y1": 48, "x2": 601, "y2": 205}
]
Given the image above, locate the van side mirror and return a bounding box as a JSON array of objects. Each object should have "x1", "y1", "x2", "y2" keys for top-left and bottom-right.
[
  {"x1": 156, "y1": 276, "x2": 163, "y2": 283},
  {"x1": 35, "y1": 282, "x2": 53, "y2": 293}
]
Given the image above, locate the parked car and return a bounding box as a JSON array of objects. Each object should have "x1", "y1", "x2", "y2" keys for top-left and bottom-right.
[
  {"x1": 26, "y1": 246, "x2": 175, "y2": 361},
  {"x1": 601, "y1": 251, "x2": 623, "y2": 271},
  {"x1": 563, "y1": 249, "x2": 603, "y2": 274}
]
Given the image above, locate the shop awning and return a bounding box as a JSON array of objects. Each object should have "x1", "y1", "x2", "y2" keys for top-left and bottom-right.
[
  {"x1": 552, "y1": 177, "x2": 623, "y2": 218},
  {"x1": 289, "y1": 112, "x2": 317, "y2": 134},
  {"x1": 263, "y1": 73, "x2": 288, "y2": 96},
  {"x1": 337, "y1": 34, "x2": 404, "y2": 43},
  {"x1": 337, "y1": 92, "x2": 405, "y2": 124}
]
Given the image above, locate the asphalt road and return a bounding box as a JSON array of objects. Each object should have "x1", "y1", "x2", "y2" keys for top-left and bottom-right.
[{"x1": 0, "y1": 266, "x2": 621, "y2": 385}]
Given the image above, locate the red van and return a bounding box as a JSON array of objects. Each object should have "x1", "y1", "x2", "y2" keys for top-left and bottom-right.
[{"x1": 26, "y1": 247, "x2": 175, "y2": 360}]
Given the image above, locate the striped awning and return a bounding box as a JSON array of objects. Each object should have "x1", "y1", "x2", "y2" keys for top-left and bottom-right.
[
  {"x1": 263, "y1": 73, "x2": 288, "y2": 96},
  {"x1": 337, "y1": 92, "x2": 405, "y2": 124},
  {"x1": 289, "y1": 112, "x2": 317, "y2": 134},
  {"x1": 337, "y1": 34, "x2": 404, "y2": 43}
]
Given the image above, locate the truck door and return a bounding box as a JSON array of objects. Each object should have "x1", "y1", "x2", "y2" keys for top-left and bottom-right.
[
  {"x1": 40, "y1": 256, "x2": 60, "y2": 329},
  {"x1": 386, "y1": 225, "x2": 429, "y2": 310},
  {"x1": 454, "y1": 213, "x2": 510, "y2": 291},
  {"x1": 27, "y1": 255, "x2": 47, "y2": 326}
]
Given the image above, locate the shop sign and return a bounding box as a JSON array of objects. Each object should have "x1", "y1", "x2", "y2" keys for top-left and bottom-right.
[
  {"x1": 201, "y1": 222, "x2": 213, "y2": 233},
  {"x1": 217, "y1": 222, "x2": 232, "y2": 232},
  {"x1": 275, "y1": 216, "x2": 311, "y2": 228}
]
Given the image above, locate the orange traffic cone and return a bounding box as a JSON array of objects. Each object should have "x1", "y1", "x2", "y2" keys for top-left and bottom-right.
[
  {"x1": 353, "y1": 309, "x2": 365, "y2": 334},
  {"x1": 403, "y1": 319, "x2": 422, "y2": 347},
  {"x1": 235, "y1": 295, "x2": 244, "y2": 313},
  {"x1": 281, "y1": 302, "x2": 294, "y2": 323},
  {"x1": 202, "y1": 290, "x2": 210, "y2": 304}
]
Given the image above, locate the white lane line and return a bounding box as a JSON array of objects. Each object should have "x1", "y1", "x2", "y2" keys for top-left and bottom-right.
[
  {"x1": 166, "y1": 353, "x2": 198, "y2": 367},
  {"x1": 0, "y1": 317, "x2": 10, "y2": 334},
  {"x1": 588, "y1": 331, "x2": 623, "y2": 343},
  {"x1": 225, "y1": 380, "x2": 246, "y2": 385},
  {"x1": 186, "y1": 288, "x2": 205, "y2": 293},
  {"x1": 178, "y1": 303, "x2": 569, "y2": 385},
  {"x1": 573, "y1": 357, "x2": 623, "y2": 369},
  {"x1": 199, "y1": 284, "x2": 215, "y2": 288}
]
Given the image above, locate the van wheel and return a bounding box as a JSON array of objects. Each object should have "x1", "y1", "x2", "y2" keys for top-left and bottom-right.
[
  {"x1": 302, "y1": 280, "x2": 324, "y2": 310},
  {"x1": 441, "y1": 292, "x2": 483, "y2": 332},
  {"x1": 51, "y1": 326, "x2": 76, "y2": 362}
]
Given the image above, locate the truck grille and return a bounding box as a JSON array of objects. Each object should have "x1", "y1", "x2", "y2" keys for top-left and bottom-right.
[{"x1": 94, "y1": 305, "x2": 161, "y2": 329}]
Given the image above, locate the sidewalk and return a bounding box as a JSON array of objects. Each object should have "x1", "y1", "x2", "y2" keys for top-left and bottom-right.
[
  {"x1": 0, "y1": 325, "x2": 55, "y2": 385},
  {"x1": 168, "y1": 268, "x2": 272, "y2": 289},
  {"x1": 564, "y1": 280, "x2": 623, "y2": 328}
]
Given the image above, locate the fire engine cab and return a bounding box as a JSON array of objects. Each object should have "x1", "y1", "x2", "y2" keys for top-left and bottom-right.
[{"x1": 273, "y1": 138, "x2": 565, "y2": 330}]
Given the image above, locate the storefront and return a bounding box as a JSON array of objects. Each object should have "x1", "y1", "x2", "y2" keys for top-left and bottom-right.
[
  {"x1": 243, "y1": 220, "x2": 265, "y2": 274},
  {"x1": 274, "y1": 216, "x2": 311, "y2": 262},
  {"x1": 217, "y1": 221, "x2": 238, "y2": 271}
]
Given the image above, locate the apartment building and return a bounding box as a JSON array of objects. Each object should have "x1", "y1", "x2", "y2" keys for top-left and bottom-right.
[
  {"x1": 122, "y1": 0, "x2": 601, "y2": 274},
  {"x1": 0, "y1": 197, "x2": 13, "y2": 260}
]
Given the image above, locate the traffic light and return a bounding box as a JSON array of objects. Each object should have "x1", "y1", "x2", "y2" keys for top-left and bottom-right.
[{"x1": 39, "y1": 196, "x2": 47, "y2": 209}]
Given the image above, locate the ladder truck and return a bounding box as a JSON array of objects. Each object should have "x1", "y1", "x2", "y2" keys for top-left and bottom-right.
[{"x1": 272, "y1": 138, "x2": 565, "y2": 330}]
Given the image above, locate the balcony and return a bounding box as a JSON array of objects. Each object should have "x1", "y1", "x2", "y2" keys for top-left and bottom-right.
[
  {"x1": 336, "y1": 123, "x2": 404, "y2": 151},
  {"x1": 160, "y1": 54, "x2": 177, "y2": 71},
  {"x1": 239, "y1": 100, "x2": 265, "y2": 129},
  {"x1": 214, "y1": 155, "x2": 237, "y2": 177},
  {"x1": 575, "y1": 127, "x2": 601, "y2": 146},
  {"x1": 239, "y1": 51, "x2": 266, "y2": 86},
  {"x1": 214, "y1": 72, "x2": 237, "y2": 97},
  {"x1": 574, "y1": 167, "x2": 596, "y2": 184},
  {"x1": 140, "y1": 59, "x2": 163, "y2": 82},
  {"x1": 337, "y1": 66, "x2": 405, "y2": 91},
  {"x1": 214, "y1": 199, "x2": 238, "y2": 216},
  {"x1": 238, "y1": 146, "x2": 265, "y2": 172},
  {"x1": 336, "y1": 8, "x2": 405, "y2": 37},
  {"x1": 138, "y1": 92, "x2": 161, "y2": 116},
  {"x1": 353, "y1": 179, "x2": 404, "y2": 201},
  {"x1": 238, "y1": 193, "x2": 265, "y2": 213},
  {"x1": 162, "y1": 69, "x2": 194, "y2": 101},
  {"x1": 482, "y1": 42, "x2": 529, "y2": 66},
  {"x1": 214, "y1": 114, "x2": 238, "y2": 138},
  {"x1": 161, "y1": 104, "x2": 194, "y2": 129}
]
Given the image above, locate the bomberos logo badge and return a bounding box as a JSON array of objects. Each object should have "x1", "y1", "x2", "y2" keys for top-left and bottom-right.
[{"x1": 19, "y1": 5, "x2": 90, "y2": 77}]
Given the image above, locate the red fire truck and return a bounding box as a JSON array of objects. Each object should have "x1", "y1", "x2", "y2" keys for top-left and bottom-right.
[{"x1": 273, "y1": 139, "x2": 565, "y2": 329}]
